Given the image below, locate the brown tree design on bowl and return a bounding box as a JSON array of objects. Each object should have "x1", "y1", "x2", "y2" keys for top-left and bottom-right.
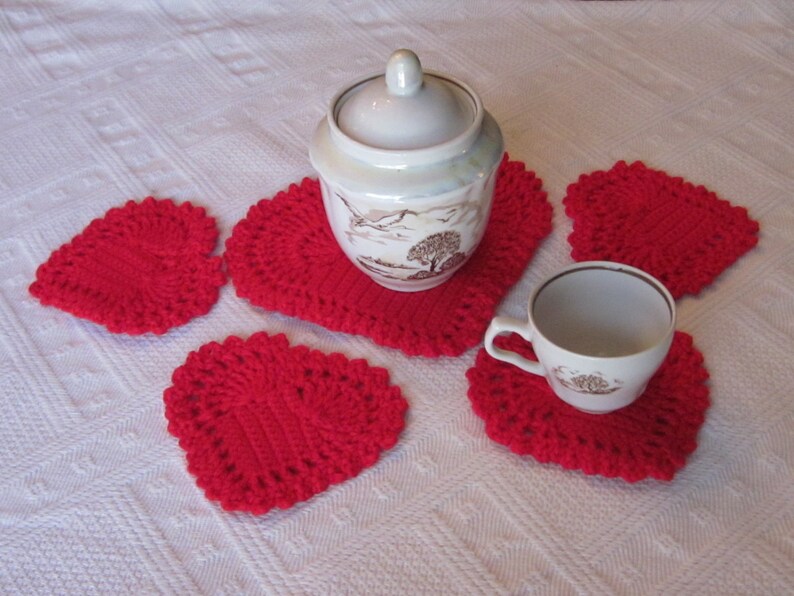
[
  {"x1": 406, "y1": 231, "x2": 466, "y2": 280},
  {"x1": 356, "y1": 230, "x2": 469, "y2": 282},
  {"x1": 338, "y1": 190, "x2": 482, "y2": 284}
]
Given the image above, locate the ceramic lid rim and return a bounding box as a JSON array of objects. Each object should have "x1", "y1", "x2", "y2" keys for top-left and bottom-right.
[{"x1": 325, "y1": 70, "x2": 484, "y2": 169}]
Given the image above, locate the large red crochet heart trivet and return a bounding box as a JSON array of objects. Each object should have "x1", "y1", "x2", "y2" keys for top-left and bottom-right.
[
  {"x1": 29, "y1": 197, "x2": 226, "y2": 335},
  {"x1": 225, "y1": 159, "x2": 552, "y2": 357},
  {"x1": 564, "y1": 161, "x2": 759, "y2": 299},
  {"x1": 466, "y1": 331, "x2": 709, "y2": 482},
  {"x1": 164, "y1": 332, "x2": 408, "y2": 514}
]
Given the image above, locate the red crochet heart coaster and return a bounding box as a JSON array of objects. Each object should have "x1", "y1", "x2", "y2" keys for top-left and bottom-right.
[
  {"x1": 564, "y1": 161, "x2": 759, "y2": 299},
  {"x1": 164, "y1": 332, "x2": 408, "y2": 514},
  {"x1": 225, "y1": 159, "x2": 552, "y2": 357},
  {"x1": 466, "y1": 331, "x2": 709, "y2": 482},
  {"x1": 29, "y1": 197, "x2": 226, "y2": 335}
]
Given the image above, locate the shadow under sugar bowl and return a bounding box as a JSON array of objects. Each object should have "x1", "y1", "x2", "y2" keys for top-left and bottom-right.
[{"x1": 310, "y1": 49, "x2": 504, "y2": 292}]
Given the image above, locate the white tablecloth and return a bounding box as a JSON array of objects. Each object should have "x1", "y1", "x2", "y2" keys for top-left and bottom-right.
[{"x1": 2, "y1": 1, "x2": 793, "y2": 594}]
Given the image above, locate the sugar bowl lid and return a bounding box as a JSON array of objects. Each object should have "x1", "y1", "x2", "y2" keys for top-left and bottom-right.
[{"x1": 335, "y1": 49, "x2": 478, "y2": 151}]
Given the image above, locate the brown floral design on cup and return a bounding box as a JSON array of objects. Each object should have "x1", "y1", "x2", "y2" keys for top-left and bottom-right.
[{"x1": 551, "y1": 366, "x2": 624, "y2": 395}]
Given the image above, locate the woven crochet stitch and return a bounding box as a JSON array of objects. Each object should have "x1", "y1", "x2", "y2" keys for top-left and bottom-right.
[
  {"x1": 225, "y1": 158, "x2": 552, "y2": 357},
  {"x1": 564, "y1": 160, "x2": 759, "y2": 299},
  {"x1": 164, "y1": 331, "x2": 408, "y2": 514},
  {"x1": 30, "y1": 197, "x2": 226, "y2": 335},
  {"x1": 467, "y1": 331, "x2": 709, "y2": 482}
]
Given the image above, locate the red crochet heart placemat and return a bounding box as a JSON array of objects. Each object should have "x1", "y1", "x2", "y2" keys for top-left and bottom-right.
[
  {"x1": 225, "y1": 158, "x2": 552, "y2": 357},
  {"x1": 164, "y1": 332, "x2": 408, "y2": 514},
  {"x1": 30, "y1": 197, "x2": 226, "y2": 335},
  {"x1": 564, "y1": 161, "x2": 759, "y2": 299},
  {"x1": 467, "y1": 331, "x2": 709, "y2": 482}
]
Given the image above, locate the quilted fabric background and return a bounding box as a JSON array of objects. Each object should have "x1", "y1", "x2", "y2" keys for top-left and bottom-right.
[{"x1": 2, "y1": 2, "x2": 792, "y2": 594}]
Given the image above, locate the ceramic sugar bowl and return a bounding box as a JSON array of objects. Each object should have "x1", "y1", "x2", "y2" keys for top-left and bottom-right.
[{"x1": 310, "y1": 49, "x2": 504, "y2": 292}]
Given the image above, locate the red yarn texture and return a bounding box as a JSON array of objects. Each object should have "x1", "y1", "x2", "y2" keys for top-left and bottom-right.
[
  {"x1": 164, "y1": 332, "x2": 408, "y2": 514},
  {"x1": 30, "y1": 197, "x2": 225, "y2": 335},
  {"x1": 225, "y1": 159, "x2": 552, "y2": 357},
  {"x1": 564, "y1": 161, "x2": 759, "y2": 299},
  {"x1": 467, "y1": 331, "x2": 709, "y2": 482}
]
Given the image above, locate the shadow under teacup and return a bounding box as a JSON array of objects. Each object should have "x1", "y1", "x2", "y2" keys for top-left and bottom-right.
[{"x1": 484, "y1": 261, "x2": 676, "y2": 414}]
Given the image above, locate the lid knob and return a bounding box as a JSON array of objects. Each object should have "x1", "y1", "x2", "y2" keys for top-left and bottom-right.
[{"x1": 386, "y1": 49, "x2": 423, "y2": 97}]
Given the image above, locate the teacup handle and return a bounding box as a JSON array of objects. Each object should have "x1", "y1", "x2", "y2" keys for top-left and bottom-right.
[{"x1": 484, "y1": 316, "x2": 545, "y2": 376}]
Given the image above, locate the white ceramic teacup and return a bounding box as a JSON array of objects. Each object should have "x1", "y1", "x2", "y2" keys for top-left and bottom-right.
[{"x1": 484, "y1": 261, "x2": 676, "y2": 414}]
